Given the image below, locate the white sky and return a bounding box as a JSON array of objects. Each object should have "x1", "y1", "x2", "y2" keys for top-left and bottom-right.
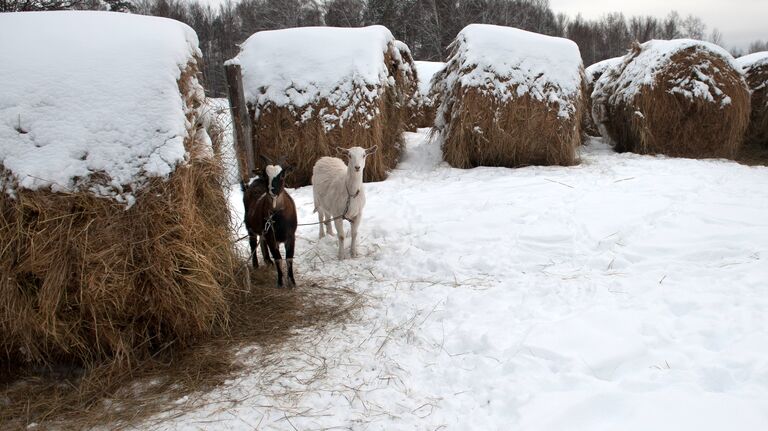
[{"x1": 549, "y1": 0, "x2": 767, "y2": 51}]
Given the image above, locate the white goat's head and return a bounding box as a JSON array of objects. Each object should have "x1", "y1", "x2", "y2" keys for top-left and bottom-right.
[{"x1": 337, "y1": 146, "x2": 378, "y2": 174}]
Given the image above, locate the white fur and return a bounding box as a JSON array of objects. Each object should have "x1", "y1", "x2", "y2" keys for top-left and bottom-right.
[
  {"x1": 266, "y1": 164, "x2": 282, "y2": 208},
  {"x1": 311, "y1": 146, "x2": 375, "y2": 259},
  {"x1": 265, "y1": 164, "x2": 282, "y2": 183}
]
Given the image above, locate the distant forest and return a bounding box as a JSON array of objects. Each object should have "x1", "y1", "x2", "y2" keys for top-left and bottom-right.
[{"x1": 3, "y1": 0, "x2": 768, "y2": 97}]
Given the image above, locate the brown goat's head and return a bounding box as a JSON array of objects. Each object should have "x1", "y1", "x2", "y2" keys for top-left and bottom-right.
[{"x1": 260, "y1": 154, "x2": 292, "y2": 198}]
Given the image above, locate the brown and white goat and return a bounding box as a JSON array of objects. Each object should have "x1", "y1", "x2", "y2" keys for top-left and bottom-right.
[{"x1": 244, "y1": 156, "x2": 298, "y2": 288}]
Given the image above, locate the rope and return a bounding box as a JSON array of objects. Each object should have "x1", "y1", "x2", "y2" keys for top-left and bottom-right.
[{"x1": 235, "y1": 188, "x2": 360, "y2": 241}]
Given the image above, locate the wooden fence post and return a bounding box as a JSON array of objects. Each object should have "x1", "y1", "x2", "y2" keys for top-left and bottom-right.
[{"x1": 224, "y1": 61, "x2": 256, "y2": 183}]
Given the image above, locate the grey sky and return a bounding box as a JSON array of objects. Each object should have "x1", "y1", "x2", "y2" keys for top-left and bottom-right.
[{"x1": 549, "y1": 0, "x2": 767, "y2": 50}]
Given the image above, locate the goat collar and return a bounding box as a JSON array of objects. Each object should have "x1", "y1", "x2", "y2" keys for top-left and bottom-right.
[{"x1": 346, "y1": 183, "x2": 360, "y2": 199}]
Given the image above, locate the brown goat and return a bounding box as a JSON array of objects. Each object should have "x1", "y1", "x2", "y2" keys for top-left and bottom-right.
[
  {"x1": 241, "y1": 167, "x2": 270, "y2": 268},
  {"x1": 244, "y1": 156, "x2": 298, "y2": 288}
]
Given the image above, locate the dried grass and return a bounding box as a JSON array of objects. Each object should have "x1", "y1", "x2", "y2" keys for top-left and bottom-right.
[
  {"x1": 437, "y1": 84, "x2": 584, "y2": 169},
  {"x1": 594, "y1": 43, "x2": 750, "y2": 159},
  {"x1": 742, "y1": 61, "x2": 768, "y2": 149},
  {"x1": 434, "y1": 39, "x2": 584, "y2": 169},
  {"x1": 251, "y1": 44, "x2": 414, "y2": 187},
  {"x1": 0, "y1": 269, "x2": 361, "y2": 430},
  {"x1": 584, "y1": 71, "x2": 606, "y2": 137}
]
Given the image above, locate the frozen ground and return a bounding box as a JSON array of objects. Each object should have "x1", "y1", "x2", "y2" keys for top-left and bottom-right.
[{"x1": 153, "y1": 131, "x2": 768, "y2": 430}]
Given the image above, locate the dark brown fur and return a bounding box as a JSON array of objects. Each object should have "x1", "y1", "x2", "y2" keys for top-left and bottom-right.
[{"x1": 243, "y1": 159, "x2": 297, "y2": 288}]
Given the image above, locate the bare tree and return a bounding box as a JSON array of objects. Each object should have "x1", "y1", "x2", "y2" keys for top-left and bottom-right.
[
  {"x1": 748, "y1": 40, "x2": 768, "y2": 54},
  {"x1": 325, "y1": 0, "x2": 365, "y2": 27},
  {"x1": 0, "y1": 0, "x2": 81, "y2": 11},
  {"x1": 681, "y1": 13, "x2": 706, "y2": 40},
  {"x1": 708, "y1": 28, "x2": 723, "y2": 47}
]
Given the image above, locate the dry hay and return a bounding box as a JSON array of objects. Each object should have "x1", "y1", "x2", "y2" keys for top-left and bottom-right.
[
  {"x1": 739, "y1": 54, "x2": 768, "y2": 150},
  {"x1": 0, "y1": 269, "x2": 362, "y2": 429},
  {"x1": 434, "y1": 26, "x2": 585, "y2": 169},
  {"x1": 592, "y1": 41, "x2": 750, "y2": 159},
  {"x1": 584, "y1": 57, "x2": 622, "y2": 137},
  {"x1": 0, "y1": 62, "x2": 242, "y2": 369},
  {"x1": 248, "y1": 40, "x2": 415, "y2": 188}
]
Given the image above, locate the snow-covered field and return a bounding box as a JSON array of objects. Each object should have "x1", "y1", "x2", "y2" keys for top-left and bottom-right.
[{"x1": 154, "y1": 131, "x2": 768, "y2": 430}]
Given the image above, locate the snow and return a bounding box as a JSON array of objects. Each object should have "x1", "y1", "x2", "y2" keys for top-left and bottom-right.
[
  {"x1": 736, "y1": 51, "x2": 768, "y2": 71},
  {"x1": 233, "y1": 26, "x2": 400, "y2": 130},
  {"x1": 436, "y1": 24, "x2": 583, "y2": 120},
  {"x1": 0, "y1": 12, "x2": 202, "y2": 204},
  {"x1": 414, "y1": 61, "x2": 445, "y2": 96},
  {"x1": 585, "y1": 56, "x2": 622, "y2": 84},
  {"x1": 146, "y1": 132, "x2": 768, "y2": 430},
  {"x1": 593, "y1": 39, "x2": 741, "y2": 107}
]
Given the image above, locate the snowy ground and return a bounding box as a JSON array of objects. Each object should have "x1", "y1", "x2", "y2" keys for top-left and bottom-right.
[{"x1": 153, "y1": 131, "x2": 768, "y2": 430}]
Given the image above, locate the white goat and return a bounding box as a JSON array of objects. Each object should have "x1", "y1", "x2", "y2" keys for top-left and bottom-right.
[{"x1": 311, "y1": 146, "x2": 377, "y2": 259}]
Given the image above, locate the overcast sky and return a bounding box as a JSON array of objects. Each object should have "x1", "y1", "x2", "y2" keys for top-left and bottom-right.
[{"x1": 549, "y1": 0, "x2": 766, "y2": 50}]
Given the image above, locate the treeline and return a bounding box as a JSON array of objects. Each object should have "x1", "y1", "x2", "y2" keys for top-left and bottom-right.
[{"x1": 3, "y1": 0, "x2": 767, "y2": 97}]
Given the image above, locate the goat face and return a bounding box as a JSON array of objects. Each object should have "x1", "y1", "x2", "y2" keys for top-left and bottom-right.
[
  {"x1": 265, "y1": 164, "x2": 286, "y2": 199},
  {"x1": 337, "y1": 145, "x2": 378, "y2": 173}
]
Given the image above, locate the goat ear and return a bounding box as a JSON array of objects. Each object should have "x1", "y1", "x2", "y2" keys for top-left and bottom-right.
[
  {"x1": 259, "y1": 154, "x2": 273, "y2": 165},
  {"x1": 365, "y1": 145, "x2": 378, "y2": 156},
  {"x1": 335, "y1": 146, "x2": 348, "y2": 157}
]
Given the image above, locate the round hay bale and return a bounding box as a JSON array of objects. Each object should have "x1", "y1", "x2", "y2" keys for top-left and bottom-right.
[
  {"x1": 592, "y1": 40, "x2": 750, "y2": 158},
  {"x1": 0, "y1": 12, "x2": 240, "y2": 366},
  {"x1": 408, "y1": 61, "x2": 445, "y2": 129},
  {"x1": 737, "y1": 52, "x2": 768, "y2": 148},
  {"x1": 234, "y1": 26, "x2": 415, "y2": 187},
  {"x1": 433, "y1": 24, "x2": 585, "y2": 169},
  {"x1": 584, "y1": 57, "x2": 622, "y2": 137}
]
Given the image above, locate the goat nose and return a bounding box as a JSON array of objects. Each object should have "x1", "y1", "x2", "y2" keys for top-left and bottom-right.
[{"x1": 355, "y1": 166, "x2": 361, "y2": 171}]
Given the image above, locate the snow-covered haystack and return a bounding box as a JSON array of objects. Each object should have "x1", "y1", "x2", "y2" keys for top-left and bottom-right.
[
  {"x1": 233, "y1": 26, "x2": 416, "y2": 186},
  {"x1": 584, "y1": 57, "x2": 622, "y2": 136},
  {"x1": 408, "y1": 61, "x2": 445, "y2": 129},
  {"x1": 0, "y1": 12, "x2": 240, "y2": 366},
  {"x1": 433, "y1": 24, "x2": 585, "y2": 168},
  {"x1": 737, "y1": 52, "x2": 768, "y2": 148},
  {"x1": 593, "y1": 40, "x2": 750, "y2": 158}
]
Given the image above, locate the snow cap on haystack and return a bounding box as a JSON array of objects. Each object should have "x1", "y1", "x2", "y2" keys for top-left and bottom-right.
[
  {"x1": 592, "y1": 39, "x2": 750, "y2": 158},
  {"x1": 737, "y1": 51, "x2": 768, "y2": 148},
  {"x1": 433, "y1": 24, "x2": 585, "y2": 168},
  {"x1": 233, "y1": 25, "x2": 416, "y2": 186},
  {"x1": 0, "y1": 11, "x2": 239, "y2": 366},
  {"x1": 583, "y1": 57, "x2": 622, "y2": 136},
  {"x1": 407, "y1": 61, "x2": 445, "y2": 129}
]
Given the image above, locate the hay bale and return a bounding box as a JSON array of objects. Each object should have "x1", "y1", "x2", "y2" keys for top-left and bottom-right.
[
  {"x1": 584, "y1": 57, "x2": 622, "y2": 136},
  {"x1": 232, "y1": 26, "x2": 415, "y2": 187},
  {"x1": 592, "y1": 40, "x2": 750, "y2": 158},
  {"x1": 433, "y1": 24, "x2": 585, "y2": 168},
  {"x1": 737, "y1": 52, "x2": 768, "y2": 148},
  {"x1": 0, "y1": 12, "x2": 239, "y2": 366},
  {"x1": 408, "y1": 61, "x2": 445, "y2": 129}
]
